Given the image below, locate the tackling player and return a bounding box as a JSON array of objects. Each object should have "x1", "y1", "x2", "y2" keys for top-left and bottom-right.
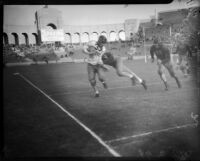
[
  {"x1": 96, "y1": 36, "x2": 147, "y2": 90},
  {"x1": 150, "y1": 38, "x2": 182, "y2": 90}
]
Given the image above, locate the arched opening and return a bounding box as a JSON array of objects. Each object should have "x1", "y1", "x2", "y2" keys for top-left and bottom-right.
[
  {"x1": 22, "y1": 33, "x2": 29, "y2": 45},
  {"x1": 100, "y1": 31, "x2": 107, "y2": 39},
  {"x1": 118, "y1": 30, "x2": 126, "y2": 41},
  {"x1": 109, "y1": 31, "x2": 117, "y2": 42},
  {"x1": 72, "y1": 33, "x2": 80, "y2": 44},
  {"x1": 3, "y1": 33, "x2": 9, "y2": 45},
  {"x1": 81, "y1": 32, "x2": 90, "y2": 43},
  {"x1": 65, "y1": 33, "x2": 72, "y2": 44},
  {"x1": 90, "y1": 32, "x2": 98, "y2": 41},
  {"x1": 11, "y1": 33, "x2": 19, "y2": 46},
  {"x1": 32, "y1": 33, "x2": 39, "y2": 45},
  {"x1": 47, "y1": 23, "x2": 57, "y2": 30}
]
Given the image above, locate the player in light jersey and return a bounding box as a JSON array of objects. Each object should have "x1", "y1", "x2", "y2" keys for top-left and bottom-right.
[
  {"x1": 95, "y1": 35, "x2": 147, "y2": 90},
  {"x1": 127, "y1": 44, "x2": 136, "y2": 60},
  {"x1": 83, "y1": 40, "x2": 108, "y2": 97},
  {"x1": 150, "y1": 38, "x2": 181, "y2": 90}
]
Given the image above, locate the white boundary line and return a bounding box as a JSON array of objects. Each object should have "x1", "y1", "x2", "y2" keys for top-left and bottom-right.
[
  {"x1": 106, "y1": 123, "x2": 197, "y2": 144},
  {"x1": 13, "y1": 72, "x2": 121, "y2": 157},
  {"x1": 49, "y1": 78, "x2": 196, "y2": 96}
]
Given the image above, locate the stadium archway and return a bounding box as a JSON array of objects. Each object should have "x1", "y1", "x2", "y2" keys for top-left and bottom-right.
[
  {"x1": 22, "y1": 33, "x2": 29, "y2": 45},
  {"x1": 109, "y1": 31, "x2": 117, "y2": 42},
  {"x1": 65, "y1": 33, "x2": 72, "y2": 44},
  {"x1": 32, "y1": 33, "x2": 39, "y2": 45},
  {"x1": 90, "y1": 32, "x2": 99, "y2": 41},
  {"x1": 118, "y1": 30, "x2": 126, "y2": 41},
  {"x1": 72, "y1": 32, "x2": 81, "y2": 44},
  {"x1": 47, "y1": 23, "x2": 57, "y2": 29},
  {"x1": 12, "y1": 33, "x2": 19, "y2": 46},
  {"x1": 100, "y1": 31, "x2": 107, "y2": 39},
  {"x1": 3, "y1": 33, "x2": 9, "y2": 45},
  {"x1": 81, "y1": 32, "x2": 90, "y2": 43}
]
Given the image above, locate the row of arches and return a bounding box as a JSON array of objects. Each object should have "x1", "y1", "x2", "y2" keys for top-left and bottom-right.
[
  {"x1": 64, "y1": 30, "x2": 125, "y2": 44},
  {"x1": 3, "y1": 32, "x2": 39, "y2": 46},
  {"x1": 3, "y1": 30, "x2": 126, "y2": 46}
]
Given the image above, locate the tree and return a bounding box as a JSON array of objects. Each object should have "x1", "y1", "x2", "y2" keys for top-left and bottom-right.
[{"x1": 182, "y1": 7, "x2": 200, "y2": 48}]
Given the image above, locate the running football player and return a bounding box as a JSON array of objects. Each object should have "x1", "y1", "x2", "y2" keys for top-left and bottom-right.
[
  {"x1": 150, "y1": 38, "x2": 182, "y2": 90},
  {"x1": 83, "y1": 40, "x2": 108, "y2": 97},
  {"x1": 174, "y1": 38, "x2": 192, "y2": 77}
]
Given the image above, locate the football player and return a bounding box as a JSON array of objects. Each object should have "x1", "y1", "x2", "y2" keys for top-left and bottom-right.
[
  {"x1": 83, "y1": 40, "x2": 108, "y2": 97},
  {"x1": 174, "y1": 38, "x2": 192, "y2": 77},
  {"x1": 96, "y1": 36, "x2": 147, "y2": 90},
  {"x1": 150, "y1": 38, "x2": 181, "y2": 90}
]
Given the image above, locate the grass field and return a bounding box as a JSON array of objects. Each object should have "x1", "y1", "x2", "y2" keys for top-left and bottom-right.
[{"x1": 3, "y1": 58, "x2": 200, "y2": 159}]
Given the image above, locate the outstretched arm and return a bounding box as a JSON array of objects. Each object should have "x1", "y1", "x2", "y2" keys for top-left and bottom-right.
[
  {"x1": 82, "y1": 45, "x2": 93, "y2": 55},
  {"x1": 82, "y1": 46, "x2": 94, "y2": 63},
  {"x1": 101, "y1": 64, "x2": 109, "y2": 72},
  {"x1": 95, "y1": 46, "x2": 106, "y2": 56}
]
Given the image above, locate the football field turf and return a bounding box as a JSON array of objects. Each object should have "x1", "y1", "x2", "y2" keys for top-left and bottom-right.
[{"x1": 3, "y1": 59, "x2": 200, "y2": 158}]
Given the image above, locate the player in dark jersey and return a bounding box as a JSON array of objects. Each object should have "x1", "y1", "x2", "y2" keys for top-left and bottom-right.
[
  {"x1": 95, "y1": 36, "x2": 147, "y2": 90},
  {"x1": 173, "y1": 39, "x2": 192, "y2": 77},
  {"x1": 150, "y1": 38, "x2": 181, "y2": 90}
]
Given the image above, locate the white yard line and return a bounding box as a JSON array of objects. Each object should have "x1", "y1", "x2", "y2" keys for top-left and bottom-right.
[
  {"x1": 13, "y1": 72, "x2": 121, "y2": 157},
  {"x1": 106, "y1": 123, "x2": 197, "y2": 144}
]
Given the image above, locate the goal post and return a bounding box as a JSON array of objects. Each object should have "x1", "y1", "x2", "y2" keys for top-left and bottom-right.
[
  {"x1": 142, "y1": 25, "x2": 176, "y2": 64},
  {"x1": 143, "y1": 27, "x2": 148, "y2": 63}
]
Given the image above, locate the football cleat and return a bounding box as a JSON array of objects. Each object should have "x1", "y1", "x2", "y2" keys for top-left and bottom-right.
[
  {"x1": 164, "y1": 82, "x2": 169, "y2": 91},
  {"x1": 95, "y1": 92, "x2": 100, "y2": 97},
  {"x1": 102, "y1": 82, "x2": 108, "y2": 89},
  {"x1": 131, "y1": 77, "x2": 136, "y2": 86}
]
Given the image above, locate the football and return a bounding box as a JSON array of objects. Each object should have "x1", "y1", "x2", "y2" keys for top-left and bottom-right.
[{"x1": 88, "y1": 46, "x2": 97, "y2": 53}]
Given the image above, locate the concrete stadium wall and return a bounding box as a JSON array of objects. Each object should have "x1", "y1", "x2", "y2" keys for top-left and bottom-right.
[
  {"x1": 3, "y1": 6, "x2": 143, "y2": 46},
  {"x1": 63, "y1": 23, "x2": 125, "y2": 43},
  {"x1": 3, "y1": 23, "x2": 127, "y2": 45},
  {"x1": 3, "y1": 25, "x2": 38, "y2": 45},
  {"x1": 36, "y1": 7, "x2": 63, "y2": 30}
]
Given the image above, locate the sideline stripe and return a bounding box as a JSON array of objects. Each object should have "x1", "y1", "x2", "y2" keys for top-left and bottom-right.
[
  {"x1": 106, "y1": 123, "x2": 197, "y2": 144},
  {"x1": 14, "y1": 73, "x2": 121, "y2": 157}
]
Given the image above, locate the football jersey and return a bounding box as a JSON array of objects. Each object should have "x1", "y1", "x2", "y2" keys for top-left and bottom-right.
[
  {"x1": 175, "y1": 42, "x2": 191, "y2": 56},
  {"x1": 129, "y1": 46, "x2": 136, "y2": 54},
  {"x1": 96, "y1": 45, "x2": 106, "y2": 54},
  {"x1": 150, "y1": 44, "x2": 170, "y2": 62},
  {"x1": 102, "y1": 52, "x2": 116, "y2": 67},
  {"x1": 83, "y1": 43, "x2": 105, "y2": 65}
]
